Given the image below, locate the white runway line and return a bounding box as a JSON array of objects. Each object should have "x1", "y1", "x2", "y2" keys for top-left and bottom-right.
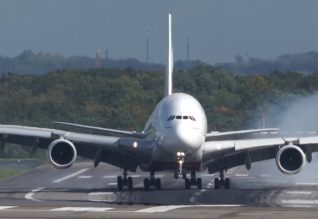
[
  {"x1": 102, "y1": 175, "x2": 117, "y2": 179},
  {"x1": 52, "y1": 168, "x2": 89, "y2": 183},
  {"x1": 136, "y1": 205, "x2": 243, "y2": 213},
  {"x1": 136, "y1": 205, "x2": 188, "y2": 213},
  {"x1": 107, "y1": 182, "x2": 117, "y2": 186},
  {"x1": 77, "y1": 175, "x2": 93, "y2": 179},
  {"x1": 24, "y1": 187, "x2": 45, "y2": 202},
  {"x1": 235, "y1": 174, "x2": 248, "y2": 177},
  {"x1": 295, "y1": 182, "x2": 318, "y2": 186},
  {"x1": 0, "y1": 206, "x2": 17, "y2": 210},
  {"x1": 285, "y1": 191, "x2": 312, "y2": 195},
  {"x1": 51, "y1": 207, "x2": 113, "y2": 212},
  {"x1": 281, "y1": 199, "x2": 318, "y2": 205}
]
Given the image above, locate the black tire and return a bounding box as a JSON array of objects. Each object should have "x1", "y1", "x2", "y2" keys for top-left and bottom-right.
[
  {"x1": 214, "y1": 178, "x2": 220, "y2": 190},
  {"x1": 174, "y1": 172, "x2": 179, "y2": 179},
  {"x1": 127, "y1": 176, "x2": 133, "y2": 191},
  {"x1": 155, "y1": 178, "x2": 161, "y2": 190},
  {"x1": 117, "y1": 176, "x2": 123, "y2": 191},
  {"x1": 144, "y1": 178, "x2": 150, "y2": 191},
  {"x1": 196, "y1": 178, "x2": 202, "y2": 189},
  {"x1": 185, "y1": 178, "x2": 190, "y2": 189},
  {"x1": 224, "y1": 178, "x2": 230, "y2": 189},
  {"x1": 220, "y1": 179, "x2": 224, "y2": 186}
]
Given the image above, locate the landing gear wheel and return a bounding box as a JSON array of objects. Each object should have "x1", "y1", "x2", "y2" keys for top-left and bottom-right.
[
  {"x1": 224, "y1": 178, "x2": 230, "y2": 189},
  {"x1": 117, "y1": 176, "x2": 123, "y2": 191},
  {"x1": 127, "y1": 176, "x2": 133, "y2": 191},
  {"x1": 155, "y1": 178, "x2": 161, "y2": 190},
  {"x1": 185, "y1": 178, "x2": 190, "y2": 189},
  {"x1": 214, "y1": 178, "x2": 220, "y2": 190},
  {"x1": 174, "y1": 172, "x2": 179, "y2": 179},
  {"x1": 144, "y1": 178, "x2": 150, "y2": 191},
  {"x1": 196, "y1": 178, "x2": 202, "y2": 189}
]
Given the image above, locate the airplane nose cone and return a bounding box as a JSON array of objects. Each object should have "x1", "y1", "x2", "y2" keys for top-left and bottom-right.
[{"x1": 172, "y1": 125, "x2": 203, "y2": 153}]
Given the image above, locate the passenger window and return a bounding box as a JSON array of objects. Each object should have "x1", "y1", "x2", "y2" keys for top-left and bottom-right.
[
  {"x1": 176, "y1": 116, "x2": 182, "y2": 119},
  {"x1": 183, "y1": 116, "x2": 189, "y2": 119}
]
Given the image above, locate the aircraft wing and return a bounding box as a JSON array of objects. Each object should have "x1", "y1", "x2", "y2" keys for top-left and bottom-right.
[
  {"x1": 202, "y1": 136, "x2": 318, "y2": 173},
  {"x1": 205, "y1": 128, "x2": 279, "y2": 141},
  {"x1": 54, "y1": 121, "x2": 146, "y2": 138},
  {"x1": 0, "y1": 124, "x2": 153, "y2": 172}
]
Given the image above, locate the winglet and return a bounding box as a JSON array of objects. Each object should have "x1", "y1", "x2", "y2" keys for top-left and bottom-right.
[{"x1": 165, "y1": 13, "x2": 173, "y2": 96}]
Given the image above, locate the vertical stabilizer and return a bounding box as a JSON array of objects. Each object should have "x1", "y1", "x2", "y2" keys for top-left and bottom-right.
[{"x1": 165, "y1": 14, "x2": 173, "y2": 96}]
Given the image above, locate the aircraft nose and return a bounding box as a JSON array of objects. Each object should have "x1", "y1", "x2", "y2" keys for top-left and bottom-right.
[{"x1": 174, "y1": 125, "x2": 203, "y2": 152}]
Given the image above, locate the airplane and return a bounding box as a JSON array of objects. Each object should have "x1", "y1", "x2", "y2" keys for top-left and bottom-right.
[{"x1": 0, "y1": 14, "x2": 318, "y2": 191}]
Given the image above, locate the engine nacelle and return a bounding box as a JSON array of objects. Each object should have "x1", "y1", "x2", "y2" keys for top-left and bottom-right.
[
  {"x1": 275, "y1": 144, "x2": 306, "y2": 175},
  {"x1": 47, "y1": 138, "x2": 77, "y2": 169}
]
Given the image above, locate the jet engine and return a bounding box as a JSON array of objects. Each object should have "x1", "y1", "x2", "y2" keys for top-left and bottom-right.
[
  {"x1": 275, "y1": 144, "x2": 306, "y2": 175},
  {"x1": 47, "y1": 138, "x2": 77, "y2": 169}
]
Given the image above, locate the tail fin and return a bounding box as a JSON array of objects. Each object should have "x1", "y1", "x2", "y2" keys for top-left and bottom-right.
[{"x1": 165, "y1": 13, "x2": 173, "y2": 96}]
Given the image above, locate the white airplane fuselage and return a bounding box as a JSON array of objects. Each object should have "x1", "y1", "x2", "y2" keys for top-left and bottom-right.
[{"x1": 142, "y1": 93, "x2": 207, "y2": 171}]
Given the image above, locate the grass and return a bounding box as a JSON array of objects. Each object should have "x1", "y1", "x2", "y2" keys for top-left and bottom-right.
[{"x1": 0, "y1": 169, "x2": 26, "y2": 181}]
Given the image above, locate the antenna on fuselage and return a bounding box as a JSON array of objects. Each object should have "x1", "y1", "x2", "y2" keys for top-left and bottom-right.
[{"x1": 165, "y1": 13, "x2": 173, "y2": 96}]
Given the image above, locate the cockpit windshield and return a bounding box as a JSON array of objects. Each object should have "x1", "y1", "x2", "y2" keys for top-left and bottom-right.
[{"x1": 167, "y1": 115, "x2": 196, "y2": 121}]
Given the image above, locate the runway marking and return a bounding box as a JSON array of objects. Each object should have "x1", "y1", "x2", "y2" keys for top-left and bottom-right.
[
  {"x1": 136, "y1": 205, "x2": 243, "y2": 213},
  {"x1": 295, "y1": 182, "x2": 318, "y2": 186},
  {"x1": 107, "y1": 182, "x2": 117, "y2": 186},
  {"x1": 52, "y1": 168, "x2": 89, "y2": 183},
  {"x1": 51, "y1": 207, "x2": 113, "y2": 212},
  {"x1": 285, "y1": 191, "x2": 312, "y2": 195},
  {"x1": 24, "y1": 187, "x2": 45, "y2": 202},
  {"x1": 77, "y1": 175, "x2": 93, "y2": 179},
  {"x1": 235, "y1": 174, "x2": 248, "y2": 177},
  {"x1": 0, "y1": 206, "x2": 17, "y2": 210},
  {"x1": 102, "y1": 175, "x2": 117, "y2": 179},
  {"x1": 281, "y1": 199, "x2": 318, "y2": 205},
  {"x1": 136, "y1": 205, "x2": 188, "y2": 213}
]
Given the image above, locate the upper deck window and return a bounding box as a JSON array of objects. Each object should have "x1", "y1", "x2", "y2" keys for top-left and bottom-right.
[
  {"x1": 183, "y1": 116, "x2": 189, "y2": 119},
  {"x1": 176, "y1": 115, "x2": 182, "y2": 119}
]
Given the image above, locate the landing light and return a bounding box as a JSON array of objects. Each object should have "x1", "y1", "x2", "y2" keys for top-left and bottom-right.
[
  {"x1": 133, "y1": 142, "x2": 138, "y2": 148},
  {"x1": 176, "y1": 152, "x2": 185, "y2": 157}
]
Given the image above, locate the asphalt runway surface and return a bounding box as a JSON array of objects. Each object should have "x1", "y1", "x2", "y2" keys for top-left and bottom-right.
[{"x1": 1, "y1": 159, "x2": 318, "y2": 218}]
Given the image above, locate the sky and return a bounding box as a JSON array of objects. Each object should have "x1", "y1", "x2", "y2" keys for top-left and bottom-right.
[{"x1": 1, "y1": 0, "x2": 318, "y2": 64}]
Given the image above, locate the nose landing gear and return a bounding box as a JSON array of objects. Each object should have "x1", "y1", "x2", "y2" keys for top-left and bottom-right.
[
  {"x1": 185, "y1": 170, "x2": 202, "y2": 189},
  {"x1": 175, "y1": 152, "x2": 202, "y2": 189}
]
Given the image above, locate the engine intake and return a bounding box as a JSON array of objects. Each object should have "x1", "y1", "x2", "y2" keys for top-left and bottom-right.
[
  {"x1": 47, "y1": 138, "x2": 77, "y2": 169},
  {"x1": 276, "y1": 144, "x2": 305, "y2": 175}
]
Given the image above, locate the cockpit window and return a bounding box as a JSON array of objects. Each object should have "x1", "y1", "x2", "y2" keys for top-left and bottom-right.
[
  {"x1": 189, "y1": 116, "x2": 196, "y2": 121},
  {"x1": 167, "y1": 115, "x2": 196, "y2": 121},
  {"x1": 167, "y1": 116, "x2": 175, "y2": 121}
]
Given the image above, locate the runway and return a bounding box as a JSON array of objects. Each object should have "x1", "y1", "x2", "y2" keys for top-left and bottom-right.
[{"x1": 1, "y1": 159, "x2": 318, "y2": 218}]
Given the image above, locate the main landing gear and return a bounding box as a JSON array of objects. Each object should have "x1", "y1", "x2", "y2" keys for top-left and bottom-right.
[
  {"x1": 176, "y1": 152, "x2": 202, "y2": 189},
  {"x1": 214, "y1": 171, "x2": 230, "y2": 189},
  {"x1": 143, "y1": 171, "x2": 161, "y2": 190},
  {"x1": 117, "y1": 169, "x2": 133, "y2": 191}
]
